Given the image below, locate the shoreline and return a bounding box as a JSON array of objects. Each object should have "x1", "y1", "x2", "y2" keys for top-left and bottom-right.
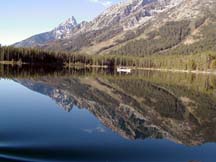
[
  {"x1": 132, "y1": 67, "x2": 216, "y2": 75},
  {"x1": 0, "y1": 61, "x2": 24, "y2": 65},
  {"x1": 1, "y1": 61, "x2": 216, "y2": 75}
]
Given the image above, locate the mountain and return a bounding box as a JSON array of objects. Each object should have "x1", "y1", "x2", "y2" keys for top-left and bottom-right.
[
  {"x1": 14, "y1": 0, "x2": 216, "y2": 55},
  {"x1": 14, "y1": 16, "x2": 79, "y2": 47}
]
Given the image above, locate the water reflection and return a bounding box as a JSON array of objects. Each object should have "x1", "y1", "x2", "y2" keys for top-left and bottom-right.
[{"x1": 1, "y1": 65, "x2": 216, "y2": 161}]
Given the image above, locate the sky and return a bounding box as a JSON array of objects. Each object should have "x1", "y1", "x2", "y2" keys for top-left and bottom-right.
[{"x1": 0, "y1": 0, "x2": 120, "y2": 45}]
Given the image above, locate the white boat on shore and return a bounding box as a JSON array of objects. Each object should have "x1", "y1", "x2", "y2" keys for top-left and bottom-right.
[{"x1": 117, "y1": 67, "x2": 132, "y2": 73}]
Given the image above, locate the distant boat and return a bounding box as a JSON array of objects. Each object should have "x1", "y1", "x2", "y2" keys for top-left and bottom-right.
[{"x1": 117, "y1": 67, "x2": 132, "y2": 73}]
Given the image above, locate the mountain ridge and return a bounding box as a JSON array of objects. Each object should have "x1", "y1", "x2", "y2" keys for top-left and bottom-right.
[
  {"x1": 14, "y1": 0, "x2": 216, "y2": 56},
  {"x1": 14, "y1": 16, "x2": 80, "y2": 47}
]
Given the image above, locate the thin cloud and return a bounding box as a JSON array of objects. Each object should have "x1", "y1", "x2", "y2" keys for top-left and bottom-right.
[
  {"x1": 82, "y1": 126, "x2": 106, "y2": 134},
  {"x1": 89, "y1": 0, "x2": 113, "y2": 7}
]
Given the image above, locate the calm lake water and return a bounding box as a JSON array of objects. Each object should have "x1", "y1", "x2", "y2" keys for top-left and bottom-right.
[{"x1": 0, "y1": 65, "x2": 216, "y2": 162}]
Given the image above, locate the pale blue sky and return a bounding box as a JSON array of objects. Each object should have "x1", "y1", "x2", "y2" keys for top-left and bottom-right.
[{"x1": 0, "y1": 0, "x2": 120, "y2": 45}]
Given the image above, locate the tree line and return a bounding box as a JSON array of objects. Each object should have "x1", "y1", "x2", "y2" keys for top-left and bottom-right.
[
  {"x1": 0, "y1": 46, "x2": 152, "y2": 68},
  {"x1": 1, "y1": 46, "x2": 216, "y2": 71}
]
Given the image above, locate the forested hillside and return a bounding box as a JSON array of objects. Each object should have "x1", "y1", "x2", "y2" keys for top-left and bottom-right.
[{"x1": 111, "y1": 15, "x2": 216, "y2": 56}]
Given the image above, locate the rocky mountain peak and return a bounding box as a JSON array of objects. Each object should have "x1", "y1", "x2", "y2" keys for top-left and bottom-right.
[
  {"x1": 59, "y1": 16, "x2": 77, "y2": 27},
  {"x1": 53, "y1": 16, "x2": 78, "y2": 39}
]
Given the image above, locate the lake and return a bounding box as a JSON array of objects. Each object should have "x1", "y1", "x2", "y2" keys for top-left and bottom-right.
[{"x1": 0, "y1": 65, "x2": 216, "y2": 162}]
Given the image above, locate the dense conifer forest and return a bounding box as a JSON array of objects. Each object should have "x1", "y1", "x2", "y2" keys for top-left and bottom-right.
[
  {"x1": 112, "y1": 21, "x2": 191, "y2": 56},
  {"x1": 1, "y1": 46, "x2": 216, "y2": 71}
]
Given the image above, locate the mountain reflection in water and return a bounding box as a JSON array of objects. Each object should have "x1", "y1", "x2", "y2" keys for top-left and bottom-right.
[{"x1": 0, "y1": 65, "x2": 216, "y2": 162}]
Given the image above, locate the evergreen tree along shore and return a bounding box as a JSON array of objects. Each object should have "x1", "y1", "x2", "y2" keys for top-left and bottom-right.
[{"x1": 1, "y1": 46, "x2": 216, "y2": 72}]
